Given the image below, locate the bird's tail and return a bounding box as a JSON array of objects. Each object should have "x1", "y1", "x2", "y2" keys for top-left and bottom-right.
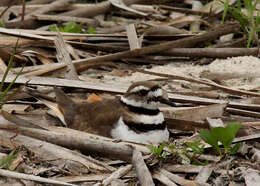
[{"x1": 53, "y1": 87, "x2": 76, "y2": 127}]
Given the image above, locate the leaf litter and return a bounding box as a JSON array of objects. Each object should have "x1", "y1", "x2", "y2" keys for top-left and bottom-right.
[{"x1": 0, "y1": 0, "x2": 260, "y2": 185}]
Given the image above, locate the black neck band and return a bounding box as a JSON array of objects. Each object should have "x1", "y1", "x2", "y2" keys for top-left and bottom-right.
[{"x1": 124, "y1": 121, "x2": 166, "y2": 133}]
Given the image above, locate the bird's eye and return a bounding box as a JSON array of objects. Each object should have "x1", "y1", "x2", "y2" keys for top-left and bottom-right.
[{"x1": 139, "y1": 89, "x2": 148, "y2": 96}]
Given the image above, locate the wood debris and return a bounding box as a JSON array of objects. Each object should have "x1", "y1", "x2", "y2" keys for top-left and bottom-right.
[{"x1": 0, "y1": 0, "x2": 259, "y2": 185}]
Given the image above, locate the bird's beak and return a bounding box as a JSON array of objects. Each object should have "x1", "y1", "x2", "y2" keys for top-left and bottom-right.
[
  {"x1": 158, "y1": 97, "x2": 176, "y2": 107},
  {"x1": 157, "y1": 89, "x2": 176, "y2": 107}
]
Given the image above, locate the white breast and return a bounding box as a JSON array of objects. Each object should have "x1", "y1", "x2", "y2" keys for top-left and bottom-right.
[{"x1": 110, "y1": 117, "x2": 169, "y2": 144}]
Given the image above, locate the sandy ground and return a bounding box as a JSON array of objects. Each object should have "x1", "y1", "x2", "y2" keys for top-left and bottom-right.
[{"x1": 101, "y1": 56, "x2": 260, "y2": 91}]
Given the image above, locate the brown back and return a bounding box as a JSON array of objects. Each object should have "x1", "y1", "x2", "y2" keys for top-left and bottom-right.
[{"x1": 54, "y1": 88, "x2": 123, "y2": 137}]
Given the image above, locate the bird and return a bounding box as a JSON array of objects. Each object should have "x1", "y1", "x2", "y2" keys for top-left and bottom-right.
[{"x1": 54, "y1": 81, "x2": 176, "y2": 144}]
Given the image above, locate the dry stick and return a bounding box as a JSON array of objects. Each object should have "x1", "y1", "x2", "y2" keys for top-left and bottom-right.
[
  {"x1": 0, "y1": 122, "x2": 141, "y2": 162},
  {"x1": 200, "y1": 70, "x2": 260, "y2": 82},
  {"x1": 73, "y1": 22, "x2": 240, "y2": 71},
  {"x1": 159, "y1": 5, "x2": 212, "y2": 16},
  {"x1": 109, "y1": 0, "x2": 148, "y2": 16},
  {"x1": 156, "y1": 168, "x2": 208, "y2": 186},
  {"x1": 226, "y1": 108, "x2": 260, "y2": 118},
  {"x1": 2, "y1": 74, "x2": 260, "y2": 113},
  {"x1": 132, "y1": 68, "x2": 260, "y2": 97},
  {"x1": 32, "y1": 14, "x2": 97, "y2": 25},
  {"x1": 54, "y1": 29, "x2": 79, "y2": 80},
  {"x1": 60, "y1": 1, "x2": 111, "y2": 17},
  {"x1": 6, "y1": 0, "x2": 76, "y2": 28},
  {"x1": 27, "y1": 0, "x2": 59, "y2": 5},
  {"x1": 250, "y1": 148, "x2": 260, "y2": 163},
  {"x1": 101, "y1": 165, "x2": 133, "y2": 186},
  {"x1": 60, "y1": 0, "x2": 143, "y2": 17},
  {"x1": 195, "y1": 165, "x2": 214, "y2": 183},
  {"x1": 126, "y1": 24, "x2": 140, "y2": 50},
  {"x1": 11, "y1": 0, "x2": 75, "y2": 22},
  {"x1": 132, "y1": 149, "x2": 155, "y2": 186},
  {"x1": 23, "y1": 61, "x2": 117, "y2": 77},
  {"x1": 0, "y1": 129, "x2": 108, "y2": 172},
  {"x1": 0, "y1": 27, "x2": 54, "y2": 41},
  {"x1": 153, "y1": 172, "x2": 178, "y2": 186},
  {"x1": 24, "y1": 63, "x2": 67, "y2": 77},
  {"x1": 164, "y1": 165, "x2": 203, "y2": 174},
  {"x1": 1, "y1": 23, "x2": 240, "y2": 74},
  {"x1": 1, "y1": 110, "x2": 47, "y2": 130},
  {"x1": 0, "y1": 169, "x2": 76, "y2": 186},
  {"x1": 161, "y1": 48, "x2": 260, "y2": 58},
  {"x1": 7, "y1": 29, "x2": 126, "y2": 37}
]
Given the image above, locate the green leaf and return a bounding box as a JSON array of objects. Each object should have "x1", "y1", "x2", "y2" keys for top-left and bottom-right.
[
  {"x1": 0, "y1": 20, "x2": 6, "y2": 28},
  {"x1": 147, "y1": 144, "x2": 159, "y2": 155},
  {"x1": 87, "y1": 27, "x2": 95, "y2": 34},
  {"x1": 49, "y1": 22, "x2": 83, "y2": 33},
  {"x1": 157, "y1": 142, "x2": 166, "y2": 155},
  {"x1": 64, "y1": 22, "x2": 82, "y2": 33},
  {"x1": 161, "y1": 152, "x2": 167, "y2": 159},
  {"x1": 200, "y1": 129, "x2": 221, "y2": 155},
  {"x1": 211, "y1": 123, "x2": 241, "y2": 151},
  {"x1": 147, "y1": 143, "x2": 167, "y2": 158},
  {"x1": 49, "y1": 25, "x2": 57, "y2": 32},
  {"x1": 230, "y1": 142, "x2": 243, "y2": 155},
  {"x1": 186, "y1": 140, "x2": 204, "y2": 154},
  {"x1": 168, "y1": 144, "x2": 175, "y2": 150}
]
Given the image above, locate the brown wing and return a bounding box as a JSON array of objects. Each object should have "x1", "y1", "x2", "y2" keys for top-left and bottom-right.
[
  {"x1": 75, "y1": 98, "x2": 123, "y2": 137},
  {"x1": 55, "y1": 87, "x2": 122, "y2": 137}
]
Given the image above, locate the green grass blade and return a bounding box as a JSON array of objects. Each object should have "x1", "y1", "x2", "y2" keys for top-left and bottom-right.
[
  {"x1": 0, "y1": 150, "x2": 16, "y2": 169},
  {"x1": 237, "y1": 0, "x2": 241, "y2": 11},
  {"x1": 222, "y1": 0, "x2": 230, "y2": 23},
  {"x1": 0, "y1": 47, "x2": 16, "y2": 93},
  {"x1": 247, "y1": 26, "x2": 254, "y2": 48},
  {"x1": 0, "y1": 65, "x2": 24, "y2": 103}
]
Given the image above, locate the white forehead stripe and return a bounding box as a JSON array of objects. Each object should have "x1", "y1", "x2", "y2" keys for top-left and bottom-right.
[
  {"x1": 129, "y1": 86, "x2": 149, "y2": 93},
  {"x1": 148, "y1": 88, "x2": 163, "y2": 98},
  {"x1": 130, "y1": 85, "x2": 163, "y2": 98}
]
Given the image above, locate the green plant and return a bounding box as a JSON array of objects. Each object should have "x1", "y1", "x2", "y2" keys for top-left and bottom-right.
[
  {"x1": 147, "y1": 141, "x2": 208, "y2": 165},
  {"x1": 87, "y1": 27, "x2": 96, "y2": 34},
  {"x1": 222, "y1": 0, "x2": 260, "y2": 47},
  {"x1": 183, "y1": 140, "x2": 208, "y2": 165},
  {"x1": 49, "y1": 22, "x2": 83, "y2": 33},
  {"x1": 0, "y1": 20, "x2": 6, "y2": 28},
  {"x1": 200, "y1": 122, "x2": 242, "y2": 157},
  {"x1": 0, "y1": 41, "x2": 24, "y2": 108},
  {"x1": 147, "y1": 142, "x2": 168, "y2": 158},
  {"x1": 186, "y1": 140, "x2": 204, "y2": 155},
  {"x1": 0, "y1": 150, "x2": 16, "y2": 169}
]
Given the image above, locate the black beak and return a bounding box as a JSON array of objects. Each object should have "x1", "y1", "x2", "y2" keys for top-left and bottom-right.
[{"x1": 158, "y1": 97, "x2": 176, "y2": 107}]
